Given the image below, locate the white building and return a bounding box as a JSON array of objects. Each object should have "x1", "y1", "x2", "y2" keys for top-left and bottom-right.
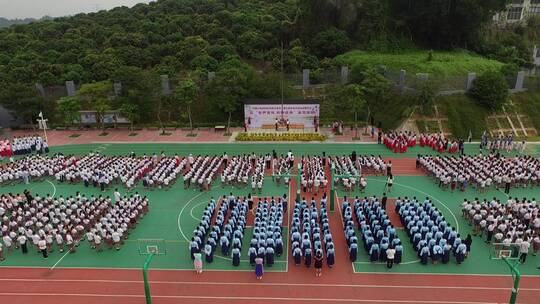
[{"x1": 493, "y1": 0, "x2": 540, "y2": 23}]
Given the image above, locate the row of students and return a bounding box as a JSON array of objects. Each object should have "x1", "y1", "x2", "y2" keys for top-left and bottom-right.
[
  {"x1": 291, "y1": 195, "x2": 335, "y2": 268},
  {"x1": 183, "y1": 155, "x2": 223, "y2": 191},
  {"x1": 300, "y1": 156, "x2": 327, "y2": 194},
  {"x1": 0, "y1": 190, "x2": 148, "y2": 260},
  {"x1": 419, "y1": 154, "x2": 540, "y2": 192},
  {"x1": 343, "y1": 196, "x2": 403, "y2": 265},
  {"x1": 397, "y1": 197, "x2": 468, "y2": 264},
  {"x1": 248, "y1": 196, "x2": 285, "y2": 266},
  {"x1": 461, "y1": 197, "x2": 540, "y2": 261}
]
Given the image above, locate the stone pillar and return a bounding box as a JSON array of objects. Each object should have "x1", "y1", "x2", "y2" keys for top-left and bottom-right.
[
  {"x1": 466, "y1": 72, "x2": 476, "y2": 90},
  {"x1": 514, "y1": 71, "x2": 525, "y2": 91},
  {"x1": 302, "y1": 69, "x2": 310, "y2": 88},
  {"x1": 208, "y1": 71, "x2": 215, "y2": 81},
  {"x1": 398, "y1": 69, "x2": 406, "y2": 92},
  {"x1": 340, "y1": 66, "x2": 349, "y2": 84},
  {"x1": 113, "y1": 82, "x2": 122, "y2": 96},
  {"x1": 65, "y1": 80, "x2": 76, "y2": 96},
  {"x1": 161, "y1": 75, "x2": 171, "y2": 95},
  {"x1": 35, "y1": 83, "x2": 46, "y2": 97}
]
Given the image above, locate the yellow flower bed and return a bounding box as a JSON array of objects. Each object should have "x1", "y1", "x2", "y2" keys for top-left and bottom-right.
[{"x1": 236, "y1": 133, "x2": 327, "y2": 142}]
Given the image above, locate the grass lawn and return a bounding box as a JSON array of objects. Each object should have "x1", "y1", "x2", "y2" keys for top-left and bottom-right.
[
  {"x1": 437, "y1": 95, "x2": 489, "y2": 139},
  {"x1": 512, "y1": 92, "x2": 540, "y2": 131},
  {"x1": 334, "y1": 50, "x2": 503, "y2": 77}
]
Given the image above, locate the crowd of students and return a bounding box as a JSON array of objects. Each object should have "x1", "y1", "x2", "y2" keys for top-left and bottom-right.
[
  {"x1": 220, "y1": 154, "x2": 266, "y2": 193},
  {"x1": 330, "y1": 155, "x2": 387, "y2": 192},
  {"x1": 0, "y1": 136, "x2": 48, "y2": 159},
  {"x1": 397, "y1": 197, "x2": 468, "y2": 264},
  {"x1": 419, "y1": 133, "x2": 462, "y2": 154},
  {"x1": 382, "y1": 132, "x2": 462, "y2": 154},
  {"x1": 0, "y1": 152, "x2": 186, "y2": 191},
  {"x1": 273, "y1": 150, "x2": 295, "y2": 185},
  {"x1": 462, "y1": 197, "x2": 540, "y2": 263},
  {"x1": 248, "y1": 196, "x2": 285, "y2": 267},
  {"x1": 190, "y1": 194, "x2": 249, "y2": 266},
  {"x1": 183, "y1": 154, "x2": 223, "y2": 191},
  {"x1": 300, "y1": 156, "x2": 327, "y2": 194},
  {"x1": 480, "y1": 132, "x2": 526, "y2": 154},
  {"x1": 0, "y1": 190, "x2": 148, "y2": 261},
  {"x1": 342, "y1": 196, "x2": 402, "y2": 268},
  {"x1": 418, "y1": 154, "x2": 540, "y2": 192},
  {"x1": 291, "y1": 195, "x2": 335, "y2": 273}
]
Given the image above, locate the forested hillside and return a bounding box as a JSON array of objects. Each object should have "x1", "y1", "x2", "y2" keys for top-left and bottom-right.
[{"x1": 0, "y1": 0, "x2": 538, "y2": 127}]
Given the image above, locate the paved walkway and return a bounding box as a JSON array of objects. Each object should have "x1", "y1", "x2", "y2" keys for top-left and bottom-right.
[{"x1": 8, "y1": 128, "x2": 377, "y2": 146}]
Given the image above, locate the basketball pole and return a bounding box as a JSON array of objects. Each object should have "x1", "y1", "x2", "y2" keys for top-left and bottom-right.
[
  {"x1": 142, "y1": 253, "x2": 155, "y2": 304},
  {"x1": 501, "y1": 257, "x2": 521, "y2": 304},
  {"x1": 329, "y1": 164, "x2": 360, "y2": 213}
]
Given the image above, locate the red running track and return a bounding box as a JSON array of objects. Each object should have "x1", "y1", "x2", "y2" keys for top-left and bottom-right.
[{"x1": 0, "y1": 267, "x2": 539, "y2": 304}]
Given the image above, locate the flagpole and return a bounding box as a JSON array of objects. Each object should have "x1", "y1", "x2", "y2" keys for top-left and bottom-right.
[{"x1": 38, "y1": 112, "x2": 48, "y2": 144}]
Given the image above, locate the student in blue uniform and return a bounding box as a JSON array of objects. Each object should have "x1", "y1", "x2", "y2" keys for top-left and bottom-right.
[
  {"x1": 304, "y1": 247, "x2": 312, "y2": 267},
  {"x1": 395, "y1": 243, "x2": 403, "y2": 264},
  {"x1": 204, "y1": 242, "x2": 213, "y2": 263},
  {"x1": 442, "y1": 244, "x2": 451, "y2": 264},
  {"x1": 455, "y1": 243, "x2": 467, "y2": 264},
  {"x1": 369, "y1": 243, "x2": 380, "y2": 262},
  {"x1": 419, "y1": 245, "x2": 430, "y2": 265},
  {"x1": 275, "y1": 238, "x2": 283, "y2": 256},
  {"x1": 266, "y1": 246, "x2": 275, "y2": 266},
  {"x1": 232, "y1": 247, "x2": 241, "y2": 266},
  {"x1": 249, "y1": 246, "x2": 257, "y2": 265},
  {"x1": 293, "y1": 246, "x2": 302, "y2": 265},
  {"x1": 326, "y1": 244, "x2": 335, "y2": 267},
  {"x1": 349, "y1": 242, "x2": 358, "y2": 262},
  {"x1": 190, "y1": 237, "x2": 199, "y2": 259}
]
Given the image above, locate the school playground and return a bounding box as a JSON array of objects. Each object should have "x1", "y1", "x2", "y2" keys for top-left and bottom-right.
[{"x1": 1, "y1": 141, "x2": 540, "y2": 304}]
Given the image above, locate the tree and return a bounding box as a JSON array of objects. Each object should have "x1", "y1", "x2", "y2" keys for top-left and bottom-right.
[
  {"x1": 56, "y1": 96, "x2": 81, "y2": 126},
  {"x1": 94, "y1": 99, "x2": 111, "y2": 131},
  {"x1": 207, "y1": 67, "x2": 249, "y2": 132},
  {"x1": 468, "y1": 71, "x2": 509, "y2": 110},
  {"x1": 343, "y1": 84, "x2": 366, "y2": 139},
  {"x1": 174, "y1": 77, "x2": 199, "y2": 133},
  {"x1": 119, "y1": 103, "x2": 139, "y2": 133},
  {"x1": 358, "y1": 68, "x2": 392, "y2": 128},
  {"x1": 0, "y1": 83, "x2": 44, "y2": 124},
  {"x1": 417, "y1": 81, "x2": 436, "y2": 115},
  {"x1": 76, "y1": 81, "x2": 113, "y2": 130},
  {"x1": 310, "y1": 27, "x2": 350, "y2": 58}
]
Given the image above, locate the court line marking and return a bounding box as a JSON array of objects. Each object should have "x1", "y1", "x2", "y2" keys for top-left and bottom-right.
[
  {"x1": 49, "y1": 250, "x2": 70, "y2": 270},
  {"x1": 46, "y1": 180, "x2": 57, "y2": 198},
  {"x1": 189, "y1": 201, "x2": 207, "y2": 222},
  {"x1": 366, "y1": 177, "x2": 460, "y2": 233},
  {"x1": 0, "y1": 293, "x2": 503, "y2": 303},
  {"x1": 177, "y1": 192, "x2": 206, "y2": 242},
  {"x1": 0, "y1": 278, "x2": 538, "y2": 291}
]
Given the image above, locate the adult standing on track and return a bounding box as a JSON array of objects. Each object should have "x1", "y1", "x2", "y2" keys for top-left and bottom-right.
[
  {"x1": 194, "y1": 252, "x2": 203, "y2": 274},
  {"x1": 314, "y1": 249, "x2": 323, "y2": 277},
  {"x1": 255, "y1": 256, "x2": 264, "y2": 280}
]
